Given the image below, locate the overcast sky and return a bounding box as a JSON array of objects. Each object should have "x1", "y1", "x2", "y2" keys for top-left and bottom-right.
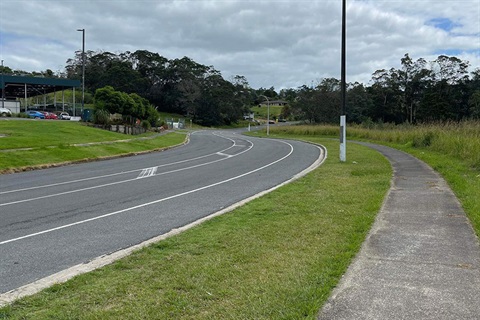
[{"x1": 1, "y1": 0, "x2": 479, "y2": 90}]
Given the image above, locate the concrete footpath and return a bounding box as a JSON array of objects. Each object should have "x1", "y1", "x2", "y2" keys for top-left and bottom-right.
[{"x1": 318, "y1": 143, "x2": 480, "y2": 319}]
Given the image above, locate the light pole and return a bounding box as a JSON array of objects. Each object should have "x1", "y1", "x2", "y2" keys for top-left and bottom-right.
[
  {"x1": 339, "y1": 0, "x2": 347, "y2": 162},
  {"x1": 1, "y1": 60, "x2": 4, "y2": 111},
  {"x1": 259, "y1": 95, "x2": 270, "y2": 136},
  {"x1": 77, "y1": 28, "x2": 85, "y2": 117}
]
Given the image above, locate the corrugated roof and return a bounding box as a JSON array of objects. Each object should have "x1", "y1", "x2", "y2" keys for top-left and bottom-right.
[{"x1": 1, "y1": 75, "x2": 81, "y2": 99}]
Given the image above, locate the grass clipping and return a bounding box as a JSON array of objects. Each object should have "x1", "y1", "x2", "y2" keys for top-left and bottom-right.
[{"x1": 1, "y1": 140, "x2": 391, "y2": 320}]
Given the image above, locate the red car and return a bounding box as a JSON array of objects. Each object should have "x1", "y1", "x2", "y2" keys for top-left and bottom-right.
[{"x1": 41, "y1": 112, "x2": 58, "y2": 120}]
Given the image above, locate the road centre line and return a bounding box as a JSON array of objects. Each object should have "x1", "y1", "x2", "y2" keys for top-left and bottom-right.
[
  {"x1": 0, "y1": 132, "x2": 248, "y2": 196},
  {"x1": 0, "y1": 140, "x2": 295, "y2": 246},
  {"x1": 0, "y1": 135, "x2": 256, "y2": 207}
]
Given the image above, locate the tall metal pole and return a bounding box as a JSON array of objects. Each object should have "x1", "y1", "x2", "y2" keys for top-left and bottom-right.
[
  {"x1": 340, "y1": 0, "x2": 347, "y2": 162},
  {"x1": 259, "y1": 95, "x2": 270, "y2": 136},
  {"x1": 267, "y1": 98, "x2": 270, "y2": 136},
  {"x1": 1, "y1": 60, "x2": 4, "y2": 111},
  {"x1": 77, "y1": 28, "x2": 85, "y2": 117}
]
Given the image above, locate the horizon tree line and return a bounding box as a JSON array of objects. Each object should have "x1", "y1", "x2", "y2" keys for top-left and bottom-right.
[{"x1": 2, "y1": 51, "x2": 479, "y2": 125}]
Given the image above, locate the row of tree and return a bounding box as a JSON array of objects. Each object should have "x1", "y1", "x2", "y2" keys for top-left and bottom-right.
[
  {"x1": 93, "y1": 86, "x2": 160, "y2": 128},
  {"x1": 285, "y1": 54, "x2": 480, "y2": 124},
  {"x1": 4, "y1": 50, "x2": 479, "y2": 125},
  {"x1": 64, "y1": 50, "x2": 480, "y2": 124},
  {"x1": 65, "y1": 50, "x2": 257, "y2": 126}
]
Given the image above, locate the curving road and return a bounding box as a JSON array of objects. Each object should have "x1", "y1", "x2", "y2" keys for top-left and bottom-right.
[{"x1": 0, "y1": 130, "x2": 325, "y2": 295}]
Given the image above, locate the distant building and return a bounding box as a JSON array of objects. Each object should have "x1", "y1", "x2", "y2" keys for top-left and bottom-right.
[
  {"x1": 259, "y1": 100, "x2": 288, "y2": 106},
  {"x1": 243, "y1": 113, "x2": 255, "y2": 120}
]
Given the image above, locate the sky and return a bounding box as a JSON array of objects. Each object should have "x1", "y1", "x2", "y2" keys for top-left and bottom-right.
[{"x1": 1, "y1": 0, "x2": 479, "y2": 90}]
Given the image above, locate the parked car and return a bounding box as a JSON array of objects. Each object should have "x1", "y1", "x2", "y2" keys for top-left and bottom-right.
[
  {"x1": 278, "y1": 118, "x2": 287, "y2": 122},
  {"x1": 57, "y1": 112, "x2": 71, "y2": 120},
  {"x1": 41, "y1": 111, "x2": 58, "y2": 120},
  {"x1": 0, "y1": 107, "x2": 12, "y2": 117},
  {"x1": 26, "y1": 111, "x2": 45, "y2": 119}
]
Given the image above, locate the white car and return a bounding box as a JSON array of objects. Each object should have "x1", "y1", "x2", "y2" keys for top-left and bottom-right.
[
  {"x1": 0, "y1": 107, "x2": 12, "y2": 117},
  {"x1": 58, "y1": 112, "x2": 71, "y2": 120}
]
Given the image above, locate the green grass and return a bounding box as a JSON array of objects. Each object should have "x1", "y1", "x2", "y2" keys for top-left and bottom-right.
[
  {"x1": 6, "y1": 120, "x2": 474, "y2": 318},
  {"x1": 271, "y1": 121, "x2": 480, "y2": 169},
  {"x1": 0, "y1": 120, "x2": 187, "y2": 172},
  {"x1": 250, "y1": 105, "x2": 283, "y2": 119},
  {"x1": 158, "y1": 111, "x2": 185, "y2": 120},
  {"x1": 267, "y1": 122, "x2": 480, "y2": 238},
  {"x1": 0, "y1": 121, "x2": 155, "y2": 150},
  {"x1": 0, "y1": 139, "x2": 392, "y2": 319}
]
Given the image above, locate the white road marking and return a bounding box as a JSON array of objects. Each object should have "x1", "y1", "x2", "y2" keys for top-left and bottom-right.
[
  {"x1": 216, "y1": 152, "x2": 233, "y2": 158},
  {"x1": 0, "y1": 132, "x2": 247, "y2": 195},
  {"x1": 0, "y1": 140, "x2": 295, "y2": 246},
  {"x1": 0, "y1": 141, "x2": 254, "y2": 207},
  {"x1": 137, "y1": 167, "x2": 157, "y2": 179},
  {"x1": 0, "y1": 134, "x2": 255, "y2": 207},
  {"x1": 0, "y1": 144, "x2": 327, "y2": 306}
]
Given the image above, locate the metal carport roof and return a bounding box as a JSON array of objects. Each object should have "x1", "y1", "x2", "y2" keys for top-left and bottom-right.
[{"x1": 1, "y1": 75, "x2": 80, "y2": 99}]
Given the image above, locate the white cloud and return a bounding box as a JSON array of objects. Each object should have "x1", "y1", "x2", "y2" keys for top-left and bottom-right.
[{"x1": 0, "y1": 0, "x2": 478, "y2": 90}]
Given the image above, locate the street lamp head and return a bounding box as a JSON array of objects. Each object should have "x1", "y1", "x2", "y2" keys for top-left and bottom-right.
[{"x1": 77, "y1": 29, "x2": 84, "y2": 32}]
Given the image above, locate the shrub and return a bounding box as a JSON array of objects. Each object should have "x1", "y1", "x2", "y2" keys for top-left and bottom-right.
[
  {"x1": 140, "y1": 120, "x2": 151, "y2": 131},
  {"x1": 92, "y1": 109, "x2": 111, "y2": 126}
]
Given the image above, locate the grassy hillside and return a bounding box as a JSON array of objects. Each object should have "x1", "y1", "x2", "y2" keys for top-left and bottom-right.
[
  {"x1": 250, "y1": 105, "x2": 283, "y2": 119},
  {"x1": 0, "y1": 120, "x2": 187, "y2": 172}
]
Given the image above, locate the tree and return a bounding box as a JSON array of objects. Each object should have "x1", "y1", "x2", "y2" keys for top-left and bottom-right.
[
  {"x1": 292, "y1": 85, "x2": 318, "y2": 123},
  {"x1": 196, "y1": 72, "x2": 244, "y2": 126},
  {"x1": 347, "y1": 82, "x2": 374, "y2": 123},
  {"x1": 127, "y1": 93, "x2": 148, "y2": 121},
  {"x1": 399, "y1": 54, "x2": 431, "y2": 123},
  {"x1": 315, "y1": 78, "x2": 341, "y2": 123},
  {"x1": 469, "y1": 90, "x2": 480, "y2": 118},
  {"x1": 419, "y1": 55, "x2": 470, "y2": 121},
  {"x1": 94, "y1": 86, "x2": 124, "y2": 114},
  {"x1": 369, "y1": 68, "x2": 403, "y2": 123}
]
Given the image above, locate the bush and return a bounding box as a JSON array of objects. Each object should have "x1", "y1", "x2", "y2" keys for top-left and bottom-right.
[
  {"x1": 92, "y1": 109, "x2": 111, "y2": 126},
  {"x1": 140, "y1": 120, "x2": 151, "y2": 131},
  {"x1": 412, "y1": 131, "x2": 436, "y2": 147}
]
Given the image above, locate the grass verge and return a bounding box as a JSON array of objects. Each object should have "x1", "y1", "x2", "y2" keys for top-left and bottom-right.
[
  {"x1": 0, "y1": 121, "x2": 187, "y2": 173},
  {"x1": 0, "y1": 138, "x2": 391, "y2": 319},
  {"x1": 268, "y1": 123, "x2": 480, "y2": 238},
  {"x1": 0, "y1": 121, "x2": 157, "y2": 150}
]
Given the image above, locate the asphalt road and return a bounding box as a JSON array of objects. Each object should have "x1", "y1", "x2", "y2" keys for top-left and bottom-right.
[{"x1": 0, "y1": 130, "x2": 324, "y2": 295}]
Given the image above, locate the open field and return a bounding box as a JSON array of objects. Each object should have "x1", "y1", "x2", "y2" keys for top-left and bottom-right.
[{"x1": 270, "y1": 121, "x2": 480, "y2": 169}]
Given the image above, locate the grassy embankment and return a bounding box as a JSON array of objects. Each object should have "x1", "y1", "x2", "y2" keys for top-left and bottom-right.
[
  {"x1": 268, "y1": 121, "x2": 480, "y2": 238},
  {"x1": 0, "y1": 120, "x2": 187, "y2": 173},
  {"x1": 250, "y1": 105, "x2": 283, "y2": 119},
  {"x1": 0, "y1": 122, "x2": 392, "y2": 319}
]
